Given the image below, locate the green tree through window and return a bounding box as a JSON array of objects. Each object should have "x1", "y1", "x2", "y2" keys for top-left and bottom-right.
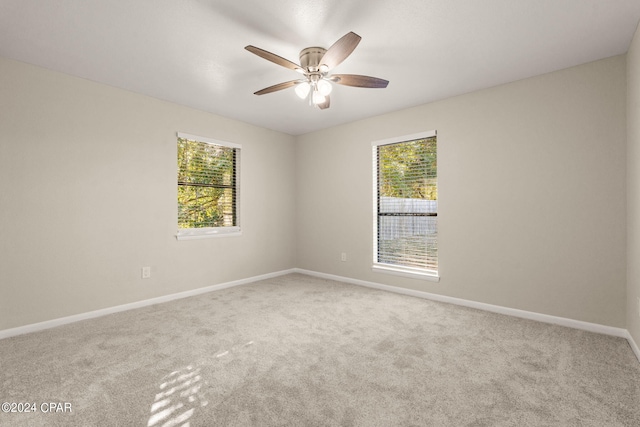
[{"x1": 177, "y1": 136, "x2": 238, "y2": 230}]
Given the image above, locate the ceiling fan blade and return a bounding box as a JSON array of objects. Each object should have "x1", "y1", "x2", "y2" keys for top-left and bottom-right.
[
  {"x1": 245, "y1": 45, "x2": 303, "y2": 72},
  {"x1": 319, "y1": 32, "x2": 361, "y2": 70},
  {"x1": 254, "y1": 80, "x2": 299, "y2": 95},
  {"x1": 331, "y1": 74, "x2": 389, "y2": 88},
  {"x1": 317, "y1": 95, "x2": 330, "y2": 110}
]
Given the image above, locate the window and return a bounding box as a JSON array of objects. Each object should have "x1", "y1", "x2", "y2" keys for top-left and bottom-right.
[
  {"x1": 373, "y1": 131, "x2": 438, "y2": 280},
  {"x1": 176, "y1": 132, "x2": 240, "y2": 240}
]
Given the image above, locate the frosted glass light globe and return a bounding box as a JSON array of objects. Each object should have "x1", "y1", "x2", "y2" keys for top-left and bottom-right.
[
  {"x1": 312, "y1": 90, "x2": 326, "y2": 105},
  {"x1": 317, "y1": 79, "x2": 332, "y2": 96},
  {"x1": 295, "y1": 82, "x2": 310, "y2": 99}
]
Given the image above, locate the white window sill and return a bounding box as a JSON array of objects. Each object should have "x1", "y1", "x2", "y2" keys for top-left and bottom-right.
[
  {"x1": 176, "y1": 228, "x2": 241, "y2": 240},
  {"x1": 372, "y1": 264, "x2": 440, "y2": 282}
]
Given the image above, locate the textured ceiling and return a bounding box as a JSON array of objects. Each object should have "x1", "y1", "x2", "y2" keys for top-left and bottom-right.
[{"x1": 1, "y1": 0, "x2": 639, "y2": 135}]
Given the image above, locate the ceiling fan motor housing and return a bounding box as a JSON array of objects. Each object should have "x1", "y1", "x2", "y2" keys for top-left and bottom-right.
[{"x1": 299, "y1": 47, "x2": 327, "y2": 72}]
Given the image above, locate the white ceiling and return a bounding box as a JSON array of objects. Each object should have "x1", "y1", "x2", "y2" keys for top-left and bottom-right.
[{"x1": 1, "y1": 0, "x2": 639, "y2": 136}]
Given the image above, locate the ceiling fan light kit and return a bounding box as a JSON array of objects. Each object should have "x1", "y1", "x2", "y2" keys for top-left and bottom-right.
[{"x1": 245, "y1": 32, "x2": 389, "y2": 110}]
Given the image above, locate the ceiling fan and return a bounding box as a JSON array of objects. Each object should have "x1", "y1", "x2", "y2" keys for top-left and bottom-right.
[{"x1": 245, "y1": 32, "x2": 389, "y2": 110}]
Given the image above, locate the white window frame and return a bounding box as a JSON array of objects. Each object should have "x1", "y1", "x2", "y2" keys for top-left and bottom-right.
[
  {"x1": 372, "y1": 130, "x2": 439, "y2": 281},
  {"x1": 176, "y1": 132, "x2": 241, "y2": 241}
]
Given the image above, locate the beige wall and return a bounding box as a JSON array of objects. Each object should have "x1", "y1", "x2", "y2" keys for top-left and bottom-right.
[
  {"x1": 0, "y1": 52, "x2": 632, "y2": 333},
  {"x1": 296, "y1": 55, "x2": 628, "y2": 327},
  {"x1": 0, "y1": 57, "x2": 296, "y2": 330},
  {"x1": 628, "y1": 23, "x2": 640, "y2": 345}
]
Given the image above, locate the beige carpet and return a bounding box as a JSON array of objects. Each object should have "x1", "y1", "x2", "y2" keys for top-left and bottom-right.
[{"x1": 1, "y1": 273, "x2": 639, "y2": 426}]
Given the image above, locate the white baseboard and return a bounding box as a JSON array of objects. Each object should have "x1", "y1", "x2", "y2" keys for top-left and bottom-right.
[
  {"x1": 293, "y1": 268, "x2": 631, "y2": 340},
  {"x1": 627, "y1": 330, "x2": 640, "y2": 363},
  {"x1": 0, "y1": 269, "x2": 296, "y2": 340}
]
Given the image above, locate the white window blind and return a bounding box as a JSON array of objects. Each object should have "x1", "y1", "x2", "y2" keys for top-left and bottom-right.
[
  {"x1": 373, "y1": 131, "x2": 437, "y2": 277},
  {"x1": 177, "y1": 132, "x2": 240, "y2": 239}
]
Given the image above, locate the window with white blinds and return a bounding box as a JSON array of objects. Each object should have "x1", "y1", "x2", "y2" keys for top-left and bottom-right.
[
  {"x1": 176, "y1": 132, "x2": 240, "y2": 240},
  {"x1": 373, "y1": 131, "x2": 438, "y2": 279}
]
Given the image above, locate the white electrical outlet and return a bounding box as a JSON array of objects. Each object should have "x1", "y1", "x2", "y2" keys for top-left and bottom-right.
[
  {"x1": 341, "y1": 252, "x2": 347, "y2": 262},
  {"x1": 142, "y1": 266, "x2": 151, "y2": 279}
]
